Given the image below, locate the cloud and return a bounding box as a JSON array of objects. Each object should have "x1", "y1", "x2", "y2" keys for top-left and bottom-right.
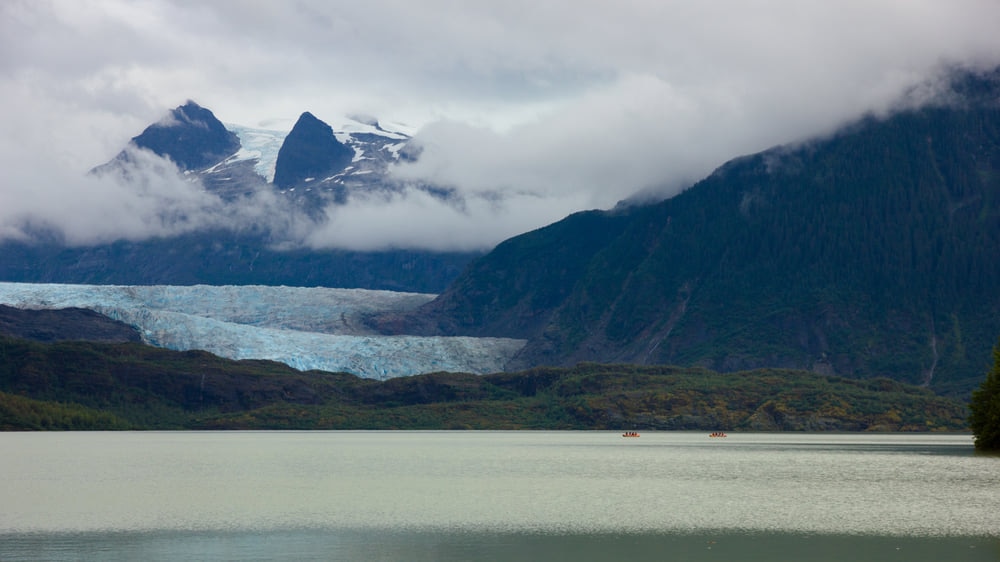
[
  {"x1": 303, "y1": 187, "x2": 590, "y2": 252},
  {"x1": 2, "y1": 0, "x2": 1000, "y2": 250},
  {"x1": 391, "y1": 74, "x2": 749, "y2": 209},
  {"x1": 1, "y1": 148, "x2": 220, "y2": 245}
]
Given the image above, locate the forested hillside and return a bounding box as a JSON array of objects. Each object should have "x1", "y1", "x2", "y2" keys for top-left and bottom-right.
[{"x1": 407, "y1": 68, "x2": 1000, "y2": 397}]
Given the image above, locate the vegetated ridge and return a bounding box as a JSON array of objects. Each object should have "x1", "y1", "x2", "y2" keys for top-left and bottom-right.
[
  {"x1": 0, "y1": 334, "x2": 967, "y2": 432},
  {"x1": 0, "y1": 304, "x2": 141, "y2": 343}
]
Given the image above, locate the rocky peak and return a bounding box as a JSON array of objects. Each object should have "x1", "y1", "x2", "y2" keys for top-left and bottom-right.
[
  {"x1": 272, "y1": 111, "x2": 354, "y2": 189},
  {"x1": 130, "y1": 100, "x2": 240, "y2": 171}
]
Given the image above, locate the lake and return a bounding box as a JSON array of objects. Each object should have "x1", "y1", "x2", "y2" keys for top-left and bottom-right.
[{"x1": 1, "y1": 431, "x2": 997, "y2": 561}]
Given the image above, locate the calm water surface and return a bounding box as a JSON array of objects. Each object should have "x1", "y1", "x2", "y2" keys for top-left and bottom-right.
[{"x1": 1, "y1": 431, "x2": 997, "y2": 561}]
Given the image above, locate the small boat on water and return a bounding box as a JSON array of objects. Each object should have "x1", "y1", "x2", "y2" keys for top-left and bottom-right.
[
  {"x1": 622, "y1": 431, "x2": 640, "y2": 438},
  {"x1": 709, "y1": 432, "x2": 727, "y2": 438}
]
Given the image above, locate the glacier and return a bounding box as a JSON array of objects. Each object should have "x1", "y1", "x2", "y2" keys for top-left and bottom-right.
[
  {"x1": 0, "y1": 283, "x2": 525, "y2": 380},
  {"x1": 228, "y1": 125, "x2": 286, "y2": 182}
]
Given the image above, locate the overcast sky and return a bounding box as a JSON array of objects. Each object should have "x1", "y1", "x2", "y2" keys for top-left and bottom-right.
[{"x1": 2, "y1": 0, "x2": 1000, "y2": 250}]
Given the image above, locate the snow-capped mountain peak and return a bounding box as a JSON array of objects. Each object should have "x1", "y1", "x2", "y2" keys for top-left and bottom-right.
[{"x1": 92, "y1": 101, "x2": 443, "y2": 217}]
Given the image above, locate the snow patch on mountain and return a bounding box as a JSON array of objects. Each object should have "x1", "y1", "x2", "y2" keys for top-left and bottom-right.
[
  {"x1": 0, "y1": 283, "x2": 524, "y2": 379},
  {"x1": 227, "y1": 115, "x2": 411, "y2": 186},
  {"x1": 339, "y1": 114, "x2": 411, "y2": 139}
]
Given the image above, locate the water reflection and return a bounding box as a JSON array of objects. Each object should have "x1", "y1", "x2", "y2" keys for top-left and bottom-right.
[{"x1": 3, "y1": 529, "x2": 998, "y2": 562}]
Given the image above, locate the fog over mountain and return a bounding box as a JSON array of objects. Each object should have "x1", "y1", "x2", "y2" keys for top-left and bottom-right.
[{"x1": 3, "y1": 1, "x2": 1000, "y2": 250}]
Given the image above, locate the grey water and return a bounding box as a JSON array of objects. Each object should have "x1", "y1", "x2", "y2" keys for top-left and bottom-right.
[{"x1": 1, "y1": 431, "x2": 997, "y2": 561}]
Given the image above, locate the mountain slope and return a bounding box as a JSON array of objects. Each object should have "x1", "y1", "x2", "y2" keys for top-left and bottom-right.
[
  {"x1": 410, "y1": 68, "x2": 1000, "y2": 397},
  {"x1": 0, "y1": 231, "x2": 476, "y2": 292}
]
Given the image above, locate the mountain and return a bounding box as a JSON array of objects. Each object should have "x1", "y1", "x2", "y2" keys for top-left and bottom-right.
[
  {"x1": 176, "y1": 107, "x2": 421, "y2": 209},
  {"x1": 390, "y1": 67, "x2": 1000, "y2": 398},
  {"x1": 1, "y1": 104, "x2": 475, "y2": 292},
  {"x1": 272, "y1": 111, "x2": 354, "y2": 190}
]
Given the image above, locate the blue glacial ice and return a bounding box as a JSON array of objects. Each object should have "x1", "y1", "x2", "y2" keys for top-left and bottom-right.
[{"x1": 0, "y1": 283, "x2": 525, "y2": 380}]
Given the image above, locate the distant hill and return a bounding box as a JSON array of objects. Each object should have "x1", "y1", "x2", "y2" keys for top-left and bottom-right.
[
  {"x1": 0, "y1": 304, "x2": 140, "y2": 343},
  {"x1": 0, "y1": 335, "x2": 968, "y2": 431},
  {"x1": 395, "y1": 67, "x2": 1000, "y2": 398}
]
